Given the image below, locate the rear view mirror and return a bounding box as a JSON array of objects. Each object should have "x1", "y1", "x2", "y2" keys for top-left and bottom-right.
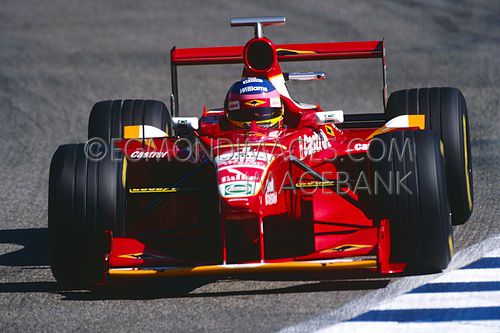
[
  {"x1": 315, "y1": 110, "x2": 344, "y2": 124},
  {"x1": 172, "y1": 117, "x2": 199, "y2": 136}
]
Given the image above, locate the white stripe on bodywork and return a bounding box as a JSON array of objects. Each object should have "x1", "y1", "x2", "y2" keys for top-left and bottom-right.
[
  {"x1": 385, "y1": 115, "x2": 411, "y2": 128},
  {"x1": 269, "y1": 74, "x2": 317, "y2": 109}
]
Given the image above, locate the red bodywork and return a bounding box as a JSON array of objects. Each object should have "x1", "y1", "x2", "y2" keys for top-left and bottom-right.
[{"x1": 105, "y1": 36, "x2": 409, "y2": 280}]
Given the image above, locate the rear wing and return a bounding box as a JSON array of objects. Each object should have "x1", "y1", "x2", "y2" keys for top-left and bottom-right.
[{"x1": 170, "y1": 40, "x2": 387, "y2": 116}]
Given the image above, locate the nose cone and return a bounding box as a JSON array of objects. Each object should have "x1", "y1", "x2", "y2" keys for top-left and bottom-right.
[
  {"x1": 221, "y1": 195, "x2": 262, "y2": 220},
  {"x1": 214, "y1": 144, "x2": 276, "y2": 216}
]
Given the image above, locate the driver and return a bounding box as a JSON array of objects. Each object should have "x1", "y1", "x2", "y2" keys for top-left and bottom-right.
[{"x1": 224, "y1": 77, "x2": 284, "y2": 129}]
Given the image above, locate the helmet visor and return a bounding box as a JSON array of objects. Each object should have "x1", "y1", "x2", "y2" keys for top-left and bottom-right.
[{"x1": 227, "y1": 107, "x2": 283, "y2": 123}]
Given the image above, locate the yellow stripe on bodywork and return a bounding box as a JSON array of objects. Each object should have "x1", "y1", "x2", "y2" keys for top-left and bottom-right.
[
  {"x1": 366, "y1": 126, "x2": 392, "y2": 140},
  {"x1": 367, "y1": 114, "x2": 426, "y2": 139},
  {"x1": 129, "y1": 188, "x2": 179, "y2": 193},
  {"x1": 123, "y1": 125, "x2": 168, "y2": 139},
  {"x1": 294, "y1": 181, "x2": 336, "y2": 188},
  {"x1": 409, "y1": 114, "x2": 425, "y2": 129},
  {"x1": 118, "y1": 253, "x2": 144, "y2": 260},
  {"x1": 276, "y1": 48, "x2": 317, "y2": 55},
  {"x1": 124, "y1": 125, "x2": 141, "y2": 139},
  {"x1": 144, "y1": 138, "x2": 157, "y2": 150},
  {"x1": 319, "y1": 244, "x2": 372, "y2": 253},
  {"x1": 108, "y1": 259, "x2": 377, "y2": 278}
]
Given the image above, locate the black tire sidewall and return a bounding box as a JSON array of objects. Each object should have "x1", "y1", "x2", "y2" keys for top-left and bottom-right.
[
  {"x1": 49, "y1": 144, "x2": 125, "y2": 285},
  {"x1": 368, "y1": 130, "x2": 452, "y2": 272},
  {"x1": 385, "y1": 88, "x2": 473, "y2": 225},
  {"x1": 88, "y1": 99, "x2": 171, "y2": 143}
]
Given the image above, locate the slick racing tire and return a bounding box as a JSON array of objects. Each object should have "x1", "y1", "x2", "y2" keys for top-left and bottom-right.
[
  {"x1": 368, "y1": 130, "x2": 453, "y2": 272},
  {"x1": 385, "y1": 88, "x2": 473, "y2": 225},
  {"x1": 48, "y1": 144, "x2": 125, "y2": 285},
  {"x1": 88, "y1": 99, "x2": 171, "y2": 143}
]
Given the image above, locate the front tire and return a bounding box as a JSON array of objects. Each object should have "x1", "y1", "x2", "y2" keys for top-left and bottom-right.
[
  {"x1": 368, "y1": 130, "x2": 453, "y2": 272},
  {"x1": 88, "y1": 99, "x2": 171, "y2": 143},
  {"x1": 48, "y1": 144, "x2": 125, "y2": 285},
  {"x1": 385, "y1": 88, "x2": 473, "y2": 225}
]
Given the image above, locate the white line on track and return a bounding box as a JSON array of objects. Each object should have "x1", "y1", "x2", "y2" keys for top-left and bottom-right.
[
  {"x1": 278, "y1": 236, "x2": 500, "y2": 333},
  {"x1": 376, "y1": 291, "x2": 500, "y2": 310},
  {"x1": 317, "y1": 320, "x2": 500, "y2": 333},
  {"x1": 314, "y1": 244, "x2": 500, "y2": 332},
  {"x1": 433, "y1": 268, "x2": 500, "y2": 282}
]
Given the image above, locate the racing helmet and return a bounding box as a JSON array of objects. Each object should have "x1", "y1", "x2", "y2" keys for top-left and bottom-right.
[{"x1": 225, "y1": 77, "x2": 283, "y2": 128}]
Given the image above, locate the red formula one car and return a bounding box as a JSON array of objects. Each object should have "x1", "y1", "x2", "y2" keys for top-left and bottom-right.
[{"x1": 49, "y1": 17, "x2": 473, "y2": 286}]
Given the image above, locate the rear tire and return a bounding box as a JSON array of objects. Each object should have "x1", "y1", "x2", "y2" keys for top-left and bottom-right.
[
  {"x1": 385, "y1": 88, "x2": 473, "y2": 225},
  {"x1": 48, "y1": 144, "x2": 125, "y2": 285},
  {"x1": 368, "y1": 130, "x2": 453, "y2": 272},
  {"x1": 88, "y1": 99, "x2": 171, "y2": 143}
]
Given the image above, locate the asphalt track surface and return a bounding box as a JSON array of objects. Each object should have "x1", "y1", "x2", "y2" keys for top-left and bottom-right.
[{"x1": 0, "y1": 0, "x2": 499, "y2": 331}]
